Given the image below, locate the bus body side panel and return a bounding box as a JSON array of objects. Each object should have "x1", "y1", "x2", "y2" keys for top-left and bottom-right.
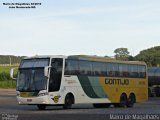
[
  {"x1": 99, "y1": 77, "x2": 148, "y2": 103},
  {"x1": 62, "y1": 75, "x2": 148, "y2": 104},
  {"x1": 62, "y1": 75, "x2": 111, "y2": 104}
]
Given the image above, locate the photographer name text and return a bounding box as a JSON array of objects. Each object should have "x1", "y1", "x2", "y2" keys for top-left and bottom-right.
[{"x1": 3, "y1": 3, "x2": 41, "y2": 9}]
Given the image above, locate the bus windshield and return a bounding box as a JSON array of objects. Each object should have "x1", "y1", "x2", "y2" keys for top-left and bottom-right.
[{"x1": 17, "y1": 58, "x2": 49, "y2": 92}]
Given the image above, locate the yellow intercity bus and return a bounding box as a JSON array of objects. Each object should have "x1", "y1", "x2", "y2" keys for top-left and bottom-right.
[{"x1": 10, "y1": 55, "x2": 148, "y2": 110}]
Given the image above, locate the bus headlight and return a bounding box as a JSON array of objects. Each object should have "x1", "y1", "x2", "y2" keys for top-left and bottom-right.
[
  {"x1": 17, "y1": 93, "x2": 20, "y2": 96},
  {"x1": 38, "y1": 92, "x2": 48, "y2": 96},
  {"x1": 16, "y1": 91, "x2": 20, "y2": 96}
]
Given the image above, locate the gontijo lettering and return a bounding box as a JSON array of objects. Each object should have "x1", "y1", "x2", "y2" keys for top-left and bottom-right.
[{"x1": 105, "y1": 78, "x2": 129, "y2": 85}]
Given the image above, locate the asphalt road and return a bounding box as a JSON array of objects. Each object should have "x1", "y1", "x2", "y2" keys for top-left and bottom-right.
[{"x1": 0, "y1": 89, "x2": 160, "y2": 120}]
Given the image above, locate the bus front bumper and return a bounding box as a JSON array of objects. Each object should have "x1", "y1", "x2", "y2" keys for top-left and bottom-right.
[{"x1": 17, "y1": 96, "x2": 49, "y2": 105}]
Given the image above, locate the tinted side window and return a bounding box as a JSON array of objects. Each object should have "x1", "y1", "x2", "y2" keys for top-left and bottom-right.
[
  {"x1": 64, "y1": 59, "x2": 79, "y2": 75},
  {"x1": 107, "y1": 63, "x2": 119, "y2": 77},
  {"x1": 129, "y1": 65, "x2": 138, "y2": 78},
  {"x1": 119, "y1": 64, "x2": 129, "y2": 77},
  {"x1": 79, "y1": 60, "x2": 92, "y2": 75},
  {"x1": 123, "y1": 64, "x2": 129, "y2": 77},
  {"x1": 138, "y1": 65, "x2": 146, "y2": 78},
  {"x1": 92, "y1": 62, "x2": 107, "y2": 76}
]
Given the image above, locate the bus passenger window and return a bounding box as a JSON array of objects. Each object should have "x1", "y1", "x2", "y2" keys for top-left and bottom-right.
[
  {"x1": 92, "y1": 62, "x2": 107, "y2": 76},
  {"x1": 128, "y1": 65, "x2": 139, "y2": 78},
  {"x1": 138, "y1": 65, "x2": 146, "y2": 78},
  {"x1": 64, "y1": 60, "x2": 79, "y2": 75},
  {"x1": 107, "y1": 63, "x2": 119, "y2": 77},
  {"x1": 79, "y1": 60, "x2": 92, "y2": 76}
]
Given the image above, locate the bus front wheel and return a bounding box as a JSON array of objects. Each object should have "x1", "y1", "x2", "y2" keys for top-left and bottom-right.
[{"x1": 63, "y1": 93, "x2": 74, "y2": 109}]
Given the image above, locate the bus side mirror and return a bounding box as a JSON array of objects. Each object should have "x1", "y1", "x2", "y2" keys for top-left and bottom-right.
[
  {"x1": 44, "y1": 66, "x2": 50, "y2": 77},
  {"x1": 10, "y1": 68, "x2": 16, "y2": 80}
]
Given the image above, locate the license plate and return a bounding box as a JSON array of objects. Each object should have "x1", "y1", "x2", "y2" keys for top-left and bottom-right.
[
  {"x1": 20, "y1": 92, "x2": 28, "y2": 97},
  {"x1": 27, "y1": 99, "x2": 32, "y2": 102}
]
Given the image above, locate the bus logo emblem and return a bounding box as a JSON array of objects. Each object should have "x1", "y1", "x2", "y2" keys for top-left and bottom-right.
[{"x1": 52, "y1": 96, "x2": 60, "y2": 103}]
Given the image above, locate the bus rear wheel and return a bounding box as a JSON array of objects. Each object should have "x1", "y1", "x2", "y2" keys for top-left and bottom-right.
[
  {"x1": 127, "y1": 94, "x2": 136, "y2": 108},
  {"x1": 37, "y1": 105, "x2": 46, "y2": 110}
]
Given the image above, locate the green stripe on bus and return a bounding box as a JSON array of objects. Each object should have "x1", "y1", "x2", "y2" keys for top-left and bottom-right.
[
  {"x1": 78, "y1": 75, "x2": 99, "y2": 98},
  {"x1": 88, "y1": 77, "x2": 107, "y2": 98}
]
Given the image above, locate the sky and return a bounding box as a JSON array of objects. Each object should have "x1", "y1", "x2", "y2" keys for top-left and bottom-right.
[{"x1": 0, "y1": 0, "x2": 160, "y2": 57}]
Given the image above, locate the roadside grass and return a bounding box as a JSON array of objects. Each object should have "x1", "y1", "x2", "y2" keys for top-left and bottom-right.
[
  {"x1": 0, "y1": 80, "x2": 16, "y2": 88},
  {"x1": 0, "y1": 65, "x2": 18, "y2": 73},
  {"x1": 0, "y1": 66, "x2": 18, "y2": 88}
]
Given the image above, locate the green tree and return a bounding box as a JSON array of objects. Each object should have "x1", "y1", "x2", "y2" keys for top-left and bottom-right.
[
  {"x1": 135, "y1": 46, "x2": 160, "y2": 67},
  {"x1": 114, "y1": 48, "x2": 130, "y2": 61}
]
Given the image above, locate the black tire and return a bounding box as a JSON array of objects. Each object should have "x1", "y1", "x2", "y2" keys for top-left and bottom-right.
[
  {"x1": 93, "y1": 103, "x2": 110, "y2": 108},
  {"x1": 37, "y1": 105, "x2": 46, "y2": 110},
  {"x1": 63, "y1": 94, "x2": 73, "y2": 109},
  {"x1": 120, "y1": 94, "x2": 127, "y2": 107},
  {"x1": 114, "y1": 94, "x2": 127, "y2": 108},
  {"x1": 127, "y1": 94, "x2": 136, "y2": 108}
]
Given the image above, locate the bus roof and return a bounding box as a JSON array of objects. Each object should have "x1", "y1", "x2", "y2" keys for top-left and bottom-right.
[
  {"x1": 68, "y1": 55, "x2": 146, "y2": 65},
  {"x1": 23, "y1": 55, "x2": 146, "y2": 65},
  {"x1": 23, "y1": 55, "x2": 67, "y2": 59}
]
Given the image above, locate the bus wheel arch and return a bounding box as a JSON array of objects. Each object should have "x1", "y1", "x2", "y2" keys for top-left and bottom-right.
[
  {"x1": 127, "y1": 93, "x2": 136, "y2": 108},
  {"x1": 63, "y1": 92, "x2": 75, "y2": 109}
]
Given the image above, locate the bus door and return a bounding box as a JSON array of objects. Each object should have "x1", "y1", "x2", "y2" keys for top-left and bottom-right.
[{"x1": 49, "y1": 58, "x2": 63, "y2": 93}]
